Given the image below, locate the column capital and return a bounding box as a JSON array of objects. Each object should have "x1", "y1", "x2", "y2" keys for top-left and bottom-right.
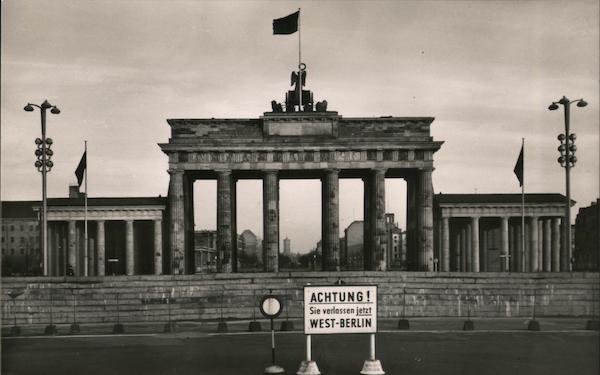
[
  {"x1": 96, "y1": 219, "x2": 105, "y2": 224},
  {"x1": 262, "y1": 169, "x2": 278, "y2": 176},
  {"x1": 215, "y1": 169, "x2": 232, "y2": 176},
  {"x1": 371, "y1": 168, "x2": 387, "y2": 175},
  {"x1": 167, "y1": 168, "x2": 184, "y2": 176},
  {"x1": 323, "y1": 168, "x2": 340, "y2": 175}
]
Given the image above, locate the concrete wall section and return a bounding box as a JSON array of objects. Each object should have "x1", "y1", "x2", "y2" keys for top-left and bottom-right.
[{"x1": 1, "y1": 272, "x2": 598, "y2": 326}]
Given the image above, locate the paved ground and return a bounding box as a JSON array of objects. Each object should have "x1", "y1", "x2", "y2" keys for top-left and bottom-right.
[{"x1": 2, "y1": 321, "x2": 599, "y2": 375}]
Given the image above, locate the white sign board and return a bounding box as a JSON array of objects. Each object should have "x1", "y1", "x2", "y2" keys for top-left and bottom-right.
[{"x1": 303, "y1": 285, "x2": 377, "y2": 334}]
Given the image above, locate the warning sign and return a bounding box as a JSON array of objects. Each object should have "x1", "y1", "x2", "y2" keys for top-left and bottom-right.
[{"x1": 303, "y1": 285, "x2": 377, "y2": 334}]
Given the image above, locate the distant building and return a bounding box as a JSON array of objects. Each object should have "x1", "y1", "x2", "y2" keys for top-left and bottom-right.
[
  {"x1": 194, "y1": 230, "x2": 217, "y2": 273},
  {"x1": 2, "y1": 186, "x2": 166, "y2": 277},
  {"x1": 574, "y1": 199, "x2": 599, "y2": 271},
  {"x1": 385, "y1": 213, "x2": 404, "y2": 269},
  {"x1": 283, "y1": 237, "x2": 291, "y2": 255},
  {"x1": 344, "y1": 221, "x2": 364, "y2": 270},
  {"x1": 239, "y1": 230, "x2": 260, "y2": 257},
  {"x1": 433, "y1": 193, "x2": 572, "y2": 273},
  {"x1": 1, "y1": 201, "x2": 41, "y2": 275},
  {"x1": 342, "y1": 217, "x2": 403, "y2": 271}
]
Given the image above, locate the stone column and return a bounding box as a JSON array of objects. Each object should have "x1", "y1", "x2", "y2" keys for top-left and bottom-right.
[
  {"x1": 53, "y1": 224, "x2": 60, "y2": 276},
  {"x1": 263, "y1": 170, "x2": 279, "y2": 272},
  {"x1": 481, "y1": 229, "x2": 488, "y2": 272},
  {"x1": 367, "y1": 169, "x2": 387, "y2": 271},
  {"x1": 471, "y1": 217, "x2": 480, "y2": 272},
  {"x1": 461, "y1": 226, "x2": 467, "y2": 272},
  {"x1": 501, "y1": 216, "x2": 509, "y2": 272},
  {"x1": 363, "y1": 176, "x2": 372, "y2": 270},
  {"x1": 321, "y1": 169, "x2": 340, "y2": 271},
  {"x1": 68, "y1": 220, "x2": 77, "y2": 275},
  {"x1": 97, "y1": 221, "x2": 105, "y2": 276},
  {"x1": 89, "y1": 238, "x2": 95, "y2": 277},
  {"x1": 230, "y1": 177, "x2": 237, "y2": 272},
  {"x1": 529, "y1": 217, "x2": 539, "y2": 272},
  {"x1": 551, "y1": 217, "x2": 561, "y2": 272},
  {"x1": 154, "y1": 219, "x2": 163, "y2": 275},
  {"x1": 125, "y1": 220, "x2": 134, "y2": 275},
  {"x1": 404, "y1": 175, "x2": 418, "y2": 270},
  {"x1": 184, "y1": 174, "x2": 195, "y2": 274},
  {"x1": 442, "y1": 217, "x2": 450, "y2": 272},
  {"x1": 217, "y1": 170, "x2": 233, "y2": 273},
  {"x1": 543, "y1": 219, "x2": 552, "y2": 272},
  {"x1": 454, "y1": 228, "x2": 461, "y2": 272},
  {"x1": 515, "y1": 222, "x2": 524, "y2": 272},
  {"x1": 538, "y1": 220, "x2": 544, "y2": 271},
  {"x1": 168, "y1": 169, "x2": 186, "y2": 275},
  {"x1": 417, "y1": 169, "x2": 434, "y2": 271},
  {"x1": 465, "y1": 223, "x2": 472, "y2": 271}
]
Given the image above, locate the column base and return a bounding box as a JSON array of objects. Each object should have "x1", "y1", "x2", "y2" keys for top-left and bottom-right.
[
  {"x1": 10, "y1": 326, "x2": 21, "y2": 336},
  {"x1": 70, "y1": 323, "x2": 81, "y2": 334},
  {"x1": 297, "y1": 360, "x2": 320, "y2": 375},
  {"x1": 360, "y1": 359, "x2": 385, "y2": 375},
  {"x1": 264, "y1": 365, "x2": 285, "y2": 374}
]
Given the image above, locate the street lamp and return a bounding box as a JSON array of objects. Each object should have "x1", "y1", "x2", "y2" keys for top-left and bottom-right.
[
  {"x1": 24, "y1": 100, "x2": 60, "y2": 276},
  {"x1": 548, "y1": 96, "x2": 586, "y2": 272}
]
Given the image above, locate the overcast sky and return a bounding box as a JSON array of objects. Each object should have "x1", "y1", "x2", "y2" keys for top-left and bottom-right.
[{"x1": 2, "y1": 0, "x2": 598, "y2": 253}]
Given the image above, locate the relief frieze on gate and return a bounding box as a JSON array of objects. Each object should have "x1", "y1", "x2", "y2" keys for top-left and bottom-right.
[{"x1": 177, "y1": 148, "x2": 432, "y2": 164}]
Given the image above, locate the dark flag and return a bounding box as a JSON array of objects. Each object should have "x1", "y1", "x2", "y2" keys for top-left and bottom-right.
[
  {"x1": 513, "y1": 145, "x2": 524, "y2": 187},
  {"x1": 75, "y1": 151, "x2": 86, "y2": 187},
  {"x1": 273, "y1": 11, "x2": 299, "y2": 35}
]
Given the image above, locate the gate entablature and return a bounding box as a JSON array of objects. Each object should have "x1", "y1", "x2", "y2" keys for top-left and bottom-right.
[
  {"x1": 160, "y1": 115, "x2": 441, "y2": 172},
  {"x1": 159, "y1": 112, "x2": 442, "y2": 275}
]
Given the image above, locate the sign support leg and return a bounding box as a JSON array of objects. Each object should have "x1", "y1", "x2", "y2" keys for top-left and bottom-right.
[
  {"x1": 360, "y1": 334, "x2": 385, "y2": 375},
  {"x1": 297, "y1": 334, "x2": 320, "y2": 375}
]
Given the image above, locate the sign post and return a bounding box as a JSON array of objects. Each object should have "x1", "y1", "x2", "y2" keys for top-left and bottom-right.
[
  {"x1": 260, "y1": 291, "x2": 284, "y2": 374},
  {"x1": 301, "y1": 284, "x2": 384, "y2": 375}
]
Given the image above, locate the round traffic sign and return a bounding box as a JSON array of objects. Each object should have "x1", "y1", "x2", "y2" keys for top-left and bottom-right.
[{"x1": 260, "y1": 294, "x2": 283, "y2": 319}]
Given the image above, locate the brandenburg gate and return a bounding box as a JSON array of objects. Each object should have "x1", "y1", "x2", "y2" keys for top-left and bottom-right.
[{"x1": 159, "y1": 72, "x2": 443, "y2": 274}]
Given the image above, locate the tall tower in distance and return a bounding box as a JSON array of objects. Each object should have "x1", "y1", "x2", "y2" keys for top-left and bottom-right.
[{"x1": 283, "y1": 237, "x2": 291, "y2": 256}]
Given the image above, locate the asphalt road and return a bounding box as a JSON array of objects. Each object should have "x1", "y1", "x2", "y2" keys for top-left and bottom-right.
[{"x1": 2, "y1": 331, "x2": 598, "y2": 375}]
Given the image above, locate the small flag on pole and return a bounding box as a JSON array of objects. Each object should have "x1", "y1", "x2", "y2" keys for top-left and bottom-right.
[
  {"x1": 513, "y1": 144, "x2": 524, "y2": 187},
  {"x1": 75, "y1": 151, "x2": 86, "y2": 187},
  {"x1": 273, "y1": 11, "x2": 299, "y2": 35}
]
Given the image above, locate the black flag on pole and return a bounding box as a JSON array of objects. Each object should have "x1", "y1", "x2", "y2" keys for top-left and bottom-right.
[
  {"x1": 513, "y1": 145, "x2": 524, "y2": 187},
  {"x1": 273, "y1": 11, "x2": 299, "y2": 34},
  {"x1": 75, "y1": 151, "x2": 86, "y2": 187}
]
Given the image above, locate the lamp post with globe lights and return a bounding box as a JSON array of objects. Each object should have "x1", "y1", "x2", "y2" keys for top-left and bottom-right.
[
  {"x1": 24, "y1": 100, "x2": 60, "y2": 276},
  {"x1": 548, "y1": 96, "x2": 587, "y2": 272}
]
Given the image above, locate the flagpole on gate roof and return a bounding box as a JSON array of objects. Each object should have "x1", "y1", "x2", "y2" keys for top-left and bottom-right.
[
  {"x1": 298, "y1": 8, "x2": 301, "y2": 69},
  {"x1": 298, "y1": 8, "x2": 302, "y2": 110}
]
